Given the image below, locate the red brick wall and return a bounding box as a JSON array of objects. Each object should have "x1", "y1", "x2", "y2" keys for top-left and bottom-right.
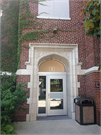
[
  {"x1": 20, "y1": 0, "x2": 86, "y2": 69},
  {"x1": 85, "y1": 72, "x2": 100, "y2": 125},
  {"x1": 81, "y1": 28, "x2": 100, "y2": 126},
  {"x1": 78, "y1": 75, "x2": 86, "y2": 96},
  {"x1": 93, "y1": 37, "x2": 100, "y2": 66},
  {"x1": 85, "y1": 36, "x2": 95, "y2": 69},
  {"x1": 78, "y1": 72, "x2": 100, "y2": 126},
  {"x1": 78, "y1": 35, "x2": 100, "y2": 125},
  {"x1": 77, "y1": 13, "x2": 100, "y2": 125},
  {"x1": 14, "y1": 75, "x2": 30, "y2": 121},
  {"x1": 17, "y1": 0, "x2": 100, "y2": 125},
  {"x1": 85, "y1": 36, "x2": 100, "y2": 69},
  {"x1": 94, "y1": 72, "x2": 100, "y2": 125}
]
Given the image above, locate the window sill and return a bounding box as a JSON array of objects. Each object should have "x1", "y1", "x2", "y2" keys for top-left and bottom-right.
[{"x1": 37, "y1": 16, "x2": 71, "y2": 20}]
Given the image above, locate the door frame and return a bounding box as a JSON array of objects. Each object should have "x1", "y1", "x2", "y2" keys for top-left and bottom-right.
[
  {"x1": 37, "y1": 72, "x2": 67, "y2": 116},
  {"x1": 47, "y1": 74, "x2": 67, "y2": 116}
]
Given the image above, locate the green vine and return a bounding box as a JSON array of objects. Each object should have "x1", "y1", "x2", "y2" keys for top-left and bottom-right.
[
  {"x1": 1, "y1": 0, "x2": 76, "y2": 72},
  {"x1": 57, "y1": 28, "x2": 76, "y2": 32},
  {"x1": 1, "y1": 0, "x2": 19, "y2": 73},
  {"x1": 20, "y1": 30, "x2": 51, "y2": 41},
  {"x1": 22, "y1": 45, "x2": 30, "y2": 49}
]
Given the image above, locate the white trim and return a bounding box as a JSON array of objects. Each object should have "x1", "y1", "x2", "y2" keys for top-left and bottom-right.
[
  {"x1": 38, "y1": 72, "x2": 67, "y2": 75},
  {"x1": 85, "y1": 66, "x2": 99, "y2": 75},
  {"x1": 37, "y1": 16, "x2": 71, "y2": 20},
  {"x1": 47, "y1": 74, "x2": 67, "y2": 116},
  {"x1": 16, "y1": 69, "x2": 32, "y2": 75},
  {"x1": 24, "y1": 43, "x2": 78, "y2": 65},
  {"x1": 37, "y1": 74, "x2": 67, "y2": 116}
]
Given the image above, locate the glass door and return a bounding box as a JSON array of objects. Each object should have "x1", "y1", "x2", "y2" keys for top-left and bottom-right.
[
  {"x1": 47, "y1": 75, "x2": 66, "y2": 115},
  {"x1": 38, "y1": 76, "x2": 46, "y2": 115}
]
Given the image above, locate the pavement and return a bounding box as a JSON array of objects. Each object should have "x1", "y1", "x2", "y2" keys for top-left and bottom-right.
[{"x1": 14, "y1": 116, "x2": 101, "y2": 135}]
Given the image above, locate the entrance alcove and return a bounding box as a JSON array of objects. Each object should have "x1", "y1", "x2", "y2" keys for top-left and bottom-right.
[
  {"x1": 17, "y1": 43, "x2": 80, "y2": 121},
  {"x1": 37, "y1": 54, "x2": 71, "y2": 118}
]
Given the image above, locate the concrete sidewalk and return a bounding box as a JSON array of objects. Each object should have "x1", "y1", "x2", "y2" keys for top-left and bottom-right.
[{"x1": 14, "y1": 118, "x2": 101, "y2": 135}]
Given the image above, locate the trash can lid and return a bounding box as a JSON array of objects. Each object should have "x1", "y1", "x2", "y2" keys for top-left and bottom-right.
[{"x1": 74, "y1": 97, "x2": 94, "y2": 104}]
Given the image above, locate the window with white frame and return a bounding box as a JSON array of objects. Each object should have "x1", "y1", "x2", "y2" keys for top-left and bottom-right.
[{"x1": 37, "y1": 0, "x2": 70, "y2": 20}]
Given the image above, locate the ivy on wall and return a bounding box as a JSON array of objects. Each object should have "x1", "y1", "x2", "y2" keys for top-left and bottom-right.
[
  {"x1": 1, "y1": 0, "x2": 19, "y2": 73},
  {"x1": 1, "y1": 0, "x2": 76, "y2": 73}
]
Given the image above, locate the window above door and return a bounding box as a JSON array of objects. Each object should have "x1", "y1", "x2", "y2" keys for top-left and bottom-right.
[{"x1": 37, "y1": 0, "x2": 71, "y2": 20}]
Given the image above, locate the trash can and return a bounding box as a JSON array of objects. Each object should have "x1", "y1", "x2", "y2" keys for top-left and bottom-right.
[{"x1": 74, "y1": 97, "x2": 96, "y2": 125}]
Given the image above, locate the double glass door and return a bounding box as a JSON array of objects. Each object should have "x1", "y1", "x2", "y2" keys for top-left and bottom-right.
[{"x1": 38, "y1": 74, "x2": 66, "y2": 116}]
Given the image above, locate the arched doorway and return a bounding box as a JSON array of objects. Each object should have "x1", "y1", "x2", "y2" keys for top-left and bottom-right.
[
  {"x1": 37, "y1": 57, "x2": 69, "y2": 116},
  {"x1": 16, "y1": 43, "x2": 81, "y2": 121},
  {"x1": 39, "y1": 60, "x2": 65, "y2": 72}
]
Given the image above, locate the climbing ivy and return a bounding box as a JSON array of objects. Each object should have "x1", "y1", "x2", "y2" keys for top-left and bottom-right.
[
  {"x1": 1, "y1": 0, "x2": 76, "y2": 72},
  {"x1": 1, "y1": 0, "x2": 19, "y2": 73},
  {"x1": 17, "y1": 0, "x2": 76, "y2": 69}
]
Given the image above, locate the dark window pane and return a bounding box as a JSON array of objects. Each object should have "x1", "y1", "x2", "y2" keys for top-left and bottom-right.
[
  {"x1": 38, "y1": 76, "x2": 46, "y2": 113},
  {"x1": 50, "y1": 99, "x2": 63, "y2": 110},
  {"x1": 50, "y1": 79, "x2": 63, "y2": 92}
]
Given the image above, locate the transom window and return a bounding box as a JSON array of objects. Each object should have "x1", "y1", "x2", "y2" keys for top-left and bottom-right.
[{"x1": 37, "y1": 0, "x2": 70, "y2": 20}]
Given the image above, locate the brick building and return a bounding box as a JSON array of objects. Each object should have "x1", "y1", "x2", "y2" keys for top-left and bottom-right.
[{"x1": 15, "y1": 0, "x2": 100, "y2": 125}]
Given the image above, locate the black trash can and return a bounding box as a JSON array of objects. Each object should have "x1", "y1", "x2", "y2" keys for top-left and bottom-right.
[{"x1": 74, "y1": 97, "x2": 96, "y2": 125}]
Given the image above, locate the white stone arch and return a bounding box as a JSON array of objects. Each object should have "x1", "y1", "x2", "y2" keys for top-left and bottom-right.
[
  {"x1": 37, "y1": 53, "x2": 70, "y2": 72},
  {"x1": 16, "y1": 43, "x2": 86, "y2": 121}
]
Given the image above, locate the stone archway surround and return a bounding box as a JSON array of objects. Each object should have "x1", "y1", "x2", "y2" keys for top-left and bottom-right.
[{"x1": 16, "y1": 43, "x2": 86, "y2": 121}]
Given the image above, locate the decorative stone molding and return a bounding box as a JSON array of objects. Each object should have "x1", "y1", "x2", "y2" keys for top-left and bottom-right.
[
  {"x1": 16, "y1": 43, "x2": 88, "y2": 121},
  {"x1": 24, "y1": 43, "x2": 78, "y2": 64},
  {"x1": 85, "y1": 66, "x2": 99, "y2": 75},
  {"x1": 37, "y1": 51, "x2": 70, "y2": 60},
  {"x1": 16, "y1": 69, "x2": 32, "y2": 75},
  {"x1": 37, "y1": 16, "x2": 71, "y2": 20}
]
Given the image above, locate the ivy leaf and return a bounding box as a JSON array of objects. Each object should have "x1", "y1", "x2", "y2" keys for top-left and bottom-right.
[
  {"x1": 38, "y1": 12, "x2": 48, "y2": 16},
  {"x1": 84, "y1": 19, "x2": 94, "y2": 30},
  {"x1": 1, "y1": 131, "x2": 6, "y2": 134},
  {"x1": 4, "y1": 125, "x2": 14, "y2": 132},
  {"x1": 39, "y1": 2, "x2": 47, "y2": 6},
  {"x1": 93, "y1": 8, "x2": 96, "y2": 15}
]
